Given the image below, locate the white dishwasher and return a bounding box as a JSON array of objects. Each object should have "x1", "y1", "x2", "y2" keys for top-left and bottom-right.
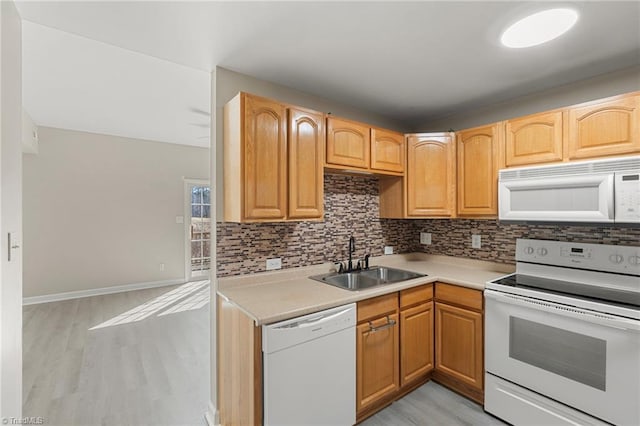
[{"x1": 262, "y1": 303, "x2": 356, "y2": 426}]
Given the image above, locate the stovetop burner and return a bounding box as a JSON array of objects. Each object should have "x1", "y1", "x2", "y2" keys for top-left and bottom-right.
[{"x1": 492, "y1": 273, "x2": 640, "y2": 310}]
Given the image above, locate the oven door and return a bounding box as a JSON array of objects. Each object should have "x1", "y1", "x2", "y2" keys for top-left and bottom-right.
[{"x1": 485, "y1": 290, "x2": 640, "y2": 426}]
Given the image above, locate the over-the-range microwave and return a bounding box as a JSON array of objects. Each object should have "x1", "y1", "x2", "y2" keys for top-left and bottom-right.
[{"x1": 498, "y1": 156, "x2": 640, "y2": 223}]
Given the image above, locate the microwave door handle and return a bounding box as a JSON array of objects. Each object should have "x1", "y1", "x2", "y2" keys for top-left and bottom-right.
[
  {"x1": 606, "y1": 174, "x2": 614, "y2": 220},
  {"x1": 485, "y1": 290, "x2": 640, "y2": 332}
]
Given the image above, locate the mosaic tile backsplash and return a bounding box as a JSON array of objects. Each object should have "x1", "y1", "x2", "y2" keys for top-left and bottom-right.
[
  {"x1": 412, "y1": 219, "x2": 640, "y2": 265},
  {"x1": 216, "y1": 174, "x2": 414, "y2": 277},
  {"x1": 217, "y1": 174, "x2": 640, "y2": 277}
]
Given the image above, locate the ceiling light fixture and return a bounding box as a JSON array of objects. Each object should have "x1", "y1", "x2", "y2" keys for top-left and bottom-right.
[{"x1": 501, "y1": 8, "x2": 578, "y2": 48}]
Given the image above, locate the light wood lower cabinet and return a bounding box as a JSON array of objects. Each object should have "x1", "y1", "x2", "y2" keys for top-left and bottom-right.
[
  {"x1": 218, "y1": 282, "x2": 482, "y2": 425},
  {"x1": 399, "y1": 285, "x2": 434, "y2": 388},
  {"x1": 357, "y1": 285, "x2": 435, "y2": 421},
  {"x1": 356, "y1": 294, "x2": 399, "y2": 419},
  {"x1": 434, "y1": 283, "x2": 484, "y2": 404},
  {"x1": 217, "y1": 297, "x2": 262, "y2": 426}
]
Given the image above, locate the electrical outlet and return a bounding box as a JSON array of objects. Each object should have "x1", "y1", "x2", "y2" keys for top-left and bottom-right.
[
  {"x1": 472, "y1": 234, "x2": 481, "y2": 249},
  {"x1": 420, "y1": 232, "x2": 432, "y2": 245},
  {"x1": 384, "y1": 246, "x2": 394, "y2": 255},
  {"x1": 266, "y1": 258, "x2": 282, "y2": 270},
  {"x1": 159, "y1": 263, "x2": 165, "y2": 271}
]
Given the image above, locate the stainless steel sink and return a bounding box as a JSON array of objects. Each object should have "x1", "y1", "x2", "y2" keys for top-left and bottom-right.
[
  {"x1": 360, "y1": 266, "x2": 425, "y2": 282},
  {"x1": 310, "y1": 266, "x2": 426, "y2": 291}
]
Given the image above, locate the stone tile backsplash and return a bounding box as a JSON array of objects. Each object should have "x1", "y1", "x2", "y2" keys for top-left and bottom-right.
[{"x1": 217, "y1": 174, "x2": 640, "y2": 277}]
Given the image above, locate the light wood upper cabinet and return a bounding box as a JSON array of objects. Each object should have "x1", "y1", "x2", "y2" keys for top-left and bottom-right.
[
  {"x1": 371, "y1": 128, "x2": 405, "y2": 173},
  {"x1": 224, "y1": 92, "x2": 323, "y2": 222},
  {"x1": 568, "y1": 94, "x2": 640, "y2": 160},
  {"x1": 242, "y1": 94, "x2": 287, "y2": 220},
  {"x1": 288, "y1": 107, "x2": 324, "y2": 219},
  {"x1": 457, "y1": 123, "x2": 503, "y2": 217},
  {"x1": 326, "y1": 118, "x2": 404, "y2": 175},
  {"x1": 505, "y1": 110, "x2": 564, "y2": 167},
  {"x1": 326, "y1": 117, "x2": 370, "y2": 169},
  {"x1": 406, "y1": 133, "x2": 456, "y2": 217}
]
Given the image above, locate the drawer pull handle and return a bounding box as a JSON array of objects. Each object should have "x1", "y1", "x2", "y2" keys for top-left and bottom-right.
[{"x1": 368, "y1": 316, "x2": 396, "y2": 333}]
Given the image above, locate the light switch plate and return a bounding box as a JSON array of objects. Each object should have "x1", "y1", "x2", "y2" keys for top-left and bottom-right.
[
  {"x1": 384, "y1": 246, "x2": 394, "y2": 255},
  {"x1": 266, "y1": 258, "x2": 282, "y2": 270},
  {"x1": 420, "y1": 232, "x2": 432, "y2": 245},
  {"x1": 175, "y1": 216, "x2": 184, "y2": 224},
  {"x1": 472, "y1": 234, "x2": 481, "y2": 249}
]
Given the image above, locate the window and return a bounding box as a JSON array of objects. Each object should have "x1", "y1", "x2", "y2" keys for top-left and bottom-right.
[{"x1": 190, "y1": 185, "x2": 211, "y2": 275}]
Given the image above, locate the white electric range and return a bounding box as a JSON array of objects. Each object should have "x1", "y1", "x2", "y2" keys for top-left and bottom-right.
[{"x1": 484, "y1": 238, "x2": 640, "y2": 426}]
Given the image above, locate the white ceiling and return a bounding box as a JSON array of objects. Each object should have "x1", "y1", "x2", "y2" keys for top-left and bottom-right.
[
  {"x1": 21, "y1": 21, "x2": 211, "y2": 147},
  {"x1": 17, "y1": 1, "x2": 640, "y2": 147}
]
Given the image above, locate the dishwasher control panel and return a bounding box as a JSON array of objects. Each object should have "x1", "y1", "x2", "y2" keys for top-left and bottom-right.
[{"x1": 262, "y1": 303, "x2": 356, "y2": 354}]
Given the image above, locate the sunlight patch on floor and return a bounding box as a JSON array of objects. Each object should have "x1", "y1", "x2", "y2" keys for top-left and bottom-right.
[
  {"x1": 159, "y1": 285, "x2": 210, "y2": 316},
  {"x1": 89, "y1": 280, "x2": 210, "y2": 330}
]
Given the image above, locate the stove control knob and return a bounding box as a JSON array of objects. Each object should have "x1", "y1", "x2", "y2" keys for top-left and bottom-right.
[
  {"x1": 537, "y1": 248, "x2": 548, "y2": 256},
  {"x1": 609, "y1": 254, "x2": 624, "y2": 264},
  {"x1": 524, "y1": 246, "x2": 534, "y2": 255},
  {"x1": 629, "y1": 255, "x2": 640, "y2": 266}
]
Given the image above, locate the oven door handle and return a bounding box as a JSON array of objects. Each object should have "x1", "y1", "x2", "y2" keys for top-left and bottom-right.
[{"x1": 485, "y1": 290, "x2": 640, "y2": 332}]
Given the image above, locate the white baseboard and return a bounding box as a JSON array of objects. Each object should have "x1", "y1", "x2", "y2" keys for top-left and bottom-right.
[
  {"x1": 23, "y1": 278, "x2": 186, "y2": 305},
  {"x1": 205, "y1": 402, "x2": 219, "y2": 426}
]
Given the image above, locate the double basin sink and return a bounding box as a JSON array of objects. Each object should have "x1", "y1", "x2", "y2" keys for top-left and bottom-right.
[{"x1": 310, "y1": 266, "x2": 426, "y2": 291}]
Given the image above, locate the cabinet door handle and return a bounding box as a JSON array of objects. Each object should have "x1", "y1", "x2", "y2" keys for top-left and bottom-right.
[{"x1": 368, "y1": 316, "x2": 396, "y2": 333}]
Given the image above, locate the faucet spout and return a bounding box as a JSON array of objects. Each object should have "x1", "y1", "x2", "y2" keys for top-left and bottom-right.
[{"x1": 348, "y1": 236, "x2": 356, "y2": 271}]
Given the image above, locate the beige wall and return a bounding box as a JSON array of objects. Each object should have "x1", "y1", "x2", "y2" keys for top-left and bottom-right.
[
  {"x1": 1, "y1": 0, "x2": 23, "y2": 417},
  {"x1": 22, "y1": 127, "x2": 209, "y2": 298},
  {"x1": 213, "y1": 67, "x2": 407, "y2": 218},
  {"x1": 415, "y1": 65, "x2": 640, "y2": 131}
]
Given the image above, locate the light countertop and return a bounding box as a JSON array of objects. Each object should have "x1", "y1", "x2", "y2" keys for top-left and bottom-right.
[{"x1": 217, "y1": 253, "x2": 514, "y2": 325}]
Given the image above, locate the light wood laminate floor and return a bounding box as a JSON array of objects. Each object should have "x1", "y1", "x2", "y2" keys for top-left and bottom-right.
[
  {"x1": 361, "y1": 381, "x2": 507, "y2": 426},
  {"x1": 23, "y1": 281, "x2": 210, "y2": 426}
]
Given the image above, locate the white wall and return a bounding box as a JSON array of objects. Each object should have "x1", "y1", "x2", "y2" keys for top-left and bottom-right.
[
  {"x1": 214, "y1": 67, "x2": 408, "y2": 218},
  {"x1": 22, "y1": 127, "x2": 209, "y2": 298},
  {"x1": 415, "y1": 65, "x2": 640, "y2": 131},
  {"x1": 0, "y1": 0, "x2": 23, "y2": 418}
]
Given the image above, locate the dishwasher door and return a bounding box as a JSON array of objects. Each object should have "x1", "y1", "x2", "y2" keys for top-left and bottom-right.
[{"x1": 263, "y1": 303, "x2": 356, "y2": 426}]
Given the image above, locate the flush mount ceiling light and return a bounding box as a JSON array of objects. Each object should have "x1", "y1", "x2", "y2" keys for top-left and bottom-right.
[{"x1": 501, "y1": 8, "x2": 579, "y2": 48}]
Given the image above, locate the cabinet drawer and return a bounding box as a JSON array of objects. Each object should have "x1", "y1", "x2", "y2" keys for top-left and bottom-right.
[
  {"x1": 400, "y1": 284, "x2": 433, "y2": 309},
  {"x1": 358, "y1": 293, "x2": 398, "y2": 323},
  {"x1": 435, "y1": 283, "x2": 482, "y2": 312}
]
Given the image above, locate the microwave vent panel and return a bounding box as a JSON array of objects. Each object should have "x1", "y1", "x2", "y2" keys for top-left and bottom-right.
[{"x1": 500, "y1": 156, "x2": 640, "y2": 181}]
